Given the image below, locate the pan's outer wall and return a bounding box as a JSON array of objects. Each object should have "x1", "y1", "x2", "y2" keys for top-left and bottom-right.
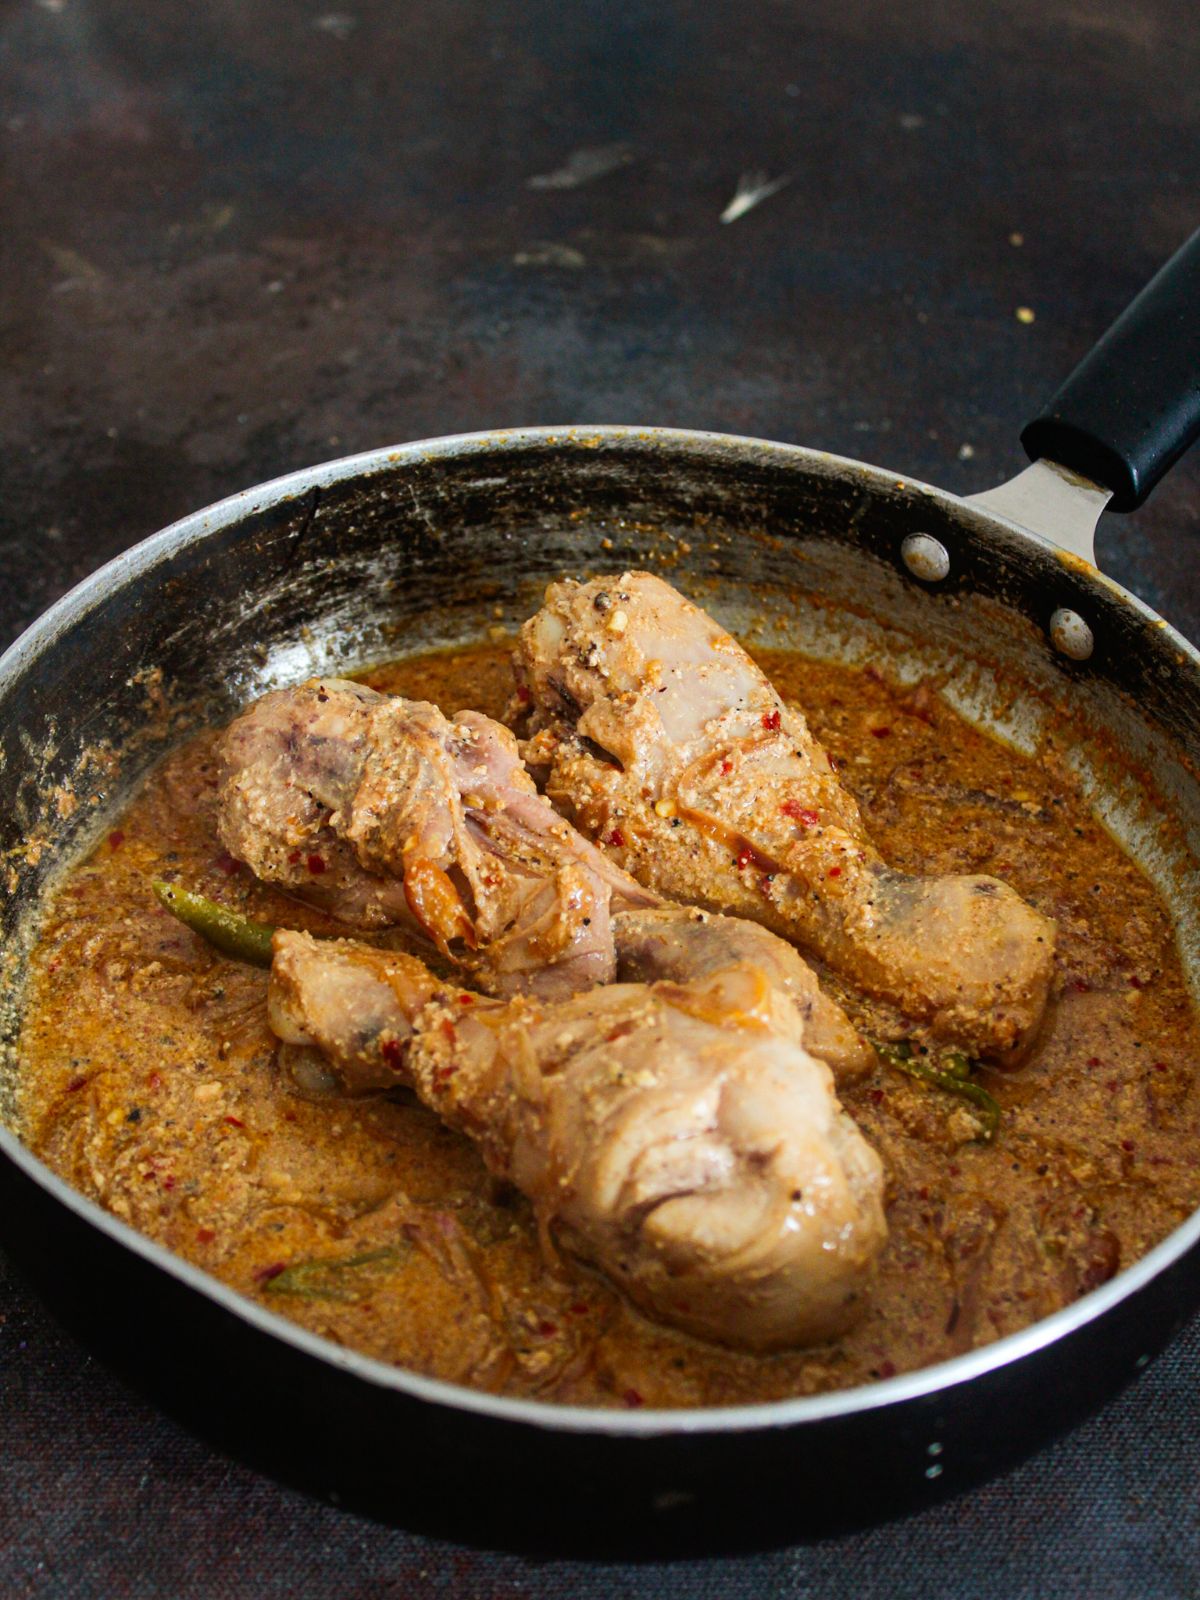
[{"x1": 2, "y1": 428, "x2": 1199, "y2": 1550}]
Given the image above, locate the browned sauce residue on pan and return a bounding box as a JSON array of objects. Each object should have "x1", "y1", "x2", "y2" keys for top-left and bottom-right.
[{"x1": 17, "y1": 643, "x2": 1200, "y2": 1407}]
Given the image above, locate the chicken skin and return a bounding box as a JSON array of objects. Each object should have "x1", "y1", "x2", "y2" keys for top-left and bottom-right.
[
  {"x1": 217, "y1": 678, "x2": 656, "y2": 1000},
  {"x1": 269, "y1": 928, "x2": 886, "y2": 1349},
  {"x1": 515, "y1": 572, "x2": 1056, "y2": 1063}
]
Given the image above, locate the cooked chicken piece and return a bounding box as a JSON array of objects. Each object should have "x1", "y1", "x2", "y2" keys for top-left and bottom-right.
[
  {"x1": 218, "y1": 678, "x2": 655, "y2": 999},
  {"x1": 613, "y1": 906, "x2": 874, "y2": 1079},
  {"x1": 515, "y1": 572, "x2": 1056, "y2": 1063},
  {"x1": 269, "y1": 928, "x2": 886, "y2": 1349},
  {"x1": 217, "y1": 677, "x2": 869, "y2": 1075}
]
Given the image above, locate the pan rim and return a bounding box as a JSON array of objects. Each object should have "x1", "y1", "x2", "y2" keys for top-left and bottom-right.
[{"x1": 4, "y1": 421, "x2": 1199, "y2": 1440}]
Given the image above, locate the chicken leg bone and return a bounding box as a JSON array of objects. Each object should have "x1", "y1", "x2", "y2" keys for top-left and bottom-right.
[
  {"x1": 269, "y1": 928, "x2": 886, "y2": 1350},
  {"x1": 514, "y1": 572, "x2": 1056, "y2": 1063},
  {"x1": 217, "y1": 678, "x2": 656, "y2": 1000}
]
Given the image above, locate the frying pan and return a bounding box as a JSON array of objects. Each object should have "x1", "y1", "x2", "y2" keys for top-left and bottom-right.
[{"x1": 2, "y1": 232, "x2": 1200, "y2": 1556}]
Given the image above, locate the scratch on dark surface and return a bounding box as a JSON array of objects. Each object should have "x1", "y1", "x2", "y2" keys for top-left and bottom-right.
[
  {"x1": 513, "y1": 242, "x2": 587, "y2": 268},
  {"x1": 281, "y1": 486, "x2": 322, "y2": 571},
  {"x1": 526, "y1": 144, "x2": 635, "y2": 190},
  {"x1": 719, "y1": 172, "x2": 792, "y2": 225}
]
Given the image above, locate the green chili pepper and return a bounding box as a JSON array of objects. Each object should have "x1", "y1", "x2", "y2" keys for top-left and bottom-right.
[
  {"x1": 262, "y1": 1245, "x2": 409, "y2": 1302},
  {"x1": 873, "y1": 1039, "x2": 1001, "y2": 1143},
  {"x1": 152, "y1": 879, "x2": 276, "y2": 967}
]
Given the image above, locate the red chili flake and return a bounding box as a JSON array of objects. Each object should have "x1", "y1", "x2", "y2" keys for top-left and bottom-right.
[
  {"x1": 828, "y1": 755, "x2": 841, "y2": 772},
  {"x1": 107, "y1": 830, "x2": 125, "y2": 849},
  {"x1": 439, "y1": 1019, "x2": 457, "y2": 1041},
  {"x1": 780, "y1": 800, "x2": 819, "y2": 825},
  {"x1": 434, "y1": 1065, "x2": 456, "y2": 1084},
  {"x1": 736, "y1": 848, "x2": 754, "y2": 870},
  {"x1": 1086, "y1": 1056, "x2": 1101, "y2": 1068},
  {"x1": 827, "y1": 866, "x2": 842, "y2": 879},
  {"x1": 605, "y1": 827, "x2": 626, "y2": 848},
  {"x1": 66, "y1": 1075, "x2": 89, "y2": 1093},
  {"x1": 1069, "y1": 978, "x2": 1091, "y2": 994},
  {"x1": 162, "y1": 1174, "x2": 176, "y2": 1191},
  {"x1": 306, "y1": 853, "x2": 327, "y2": 875},
  {"x1": 46, "y1": 958, "x2": 61, "y2": 973},
  {"x1": 761, "y1": 709, "x2": 782, "y2": 732},
  {"x1": 870, "y1": 727, "x2": 892, "y2": 739},
  {"x1": 1153, "y1": 1061, "x2": 1168, "y2": 1073},
  {"x1": 1121, "y1": 1139, "x2": 1136, "y2": 1153},
  {"x1": 606, "y1": 1021, "x2": 635, "y2": 1043},
  {"x1": 516, "y1": 685, "x2": 531, "y2": 704},
  {"x1": 948, "y1": 1164, "x2": 960, "y2": 1177},
  {"x1": 622, "y1": 1388, "x2": 645, "y2": 1409},
  {"x1": 878, "y1": 1360, "x2": 897, "y2": 1379},
  {"x1": 537, "y1": 1321, "x2": 559, "y2": 1337},
  {"x1": 195, "y1": 1228, "x2": 216, "y2": 1245},
  {"x1": 457, "y1": 994, "x2": 475, "y2": 1006},
  {"x1": 223, "y1": 1115, "x2": 245, "y2": 1129},
  {"x1": 380, "y1": 1038, "x2": 404, "y2": 1069},
  {"x1": 1129, "y1": 975, "x2": 1144, "y2": 990},
  {"x1": 254, "y1": 1262, "x2": 287, "y2": 1284},
  {"x1": 569, "y1": 1302, "x2": 590, "y2": 1316},
  {"x1": 720, "y1": 759, "x2": 733, "y2": 775},
  {"x1": 215, "y1": 850, "x2": 243, "y2": 876},
  {"x1": 147, "y1": 1071, "x2": 164, "y2": 1090},
  {"x1": 283, "y1": 1110, "x2": 297, "y2": 1123},
  {"x1": 287, "y1": 849, "x2": 302, "y2": 866},
  {"x1": 1105, "y1": 1079, "x2": 1118, "y2": 1093},
  {"x1": 869, "y1": 1088, "x2": 885, "y2": 1104}
]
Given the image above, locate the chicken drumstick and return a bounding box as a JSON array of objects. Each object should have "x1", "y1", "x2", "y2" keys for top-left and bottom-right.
[
  {"x1": 515, "y1": 572, "x2": 1056, "y2": 1063},
  {"x1": 269, "y1": 928, "x2": 886, "y2": 1349}
]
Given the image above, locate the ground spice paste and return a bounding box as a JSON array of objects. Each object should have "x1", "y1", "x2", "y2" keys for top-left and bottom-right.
[{"x1": 18, "y1": 643, "x2": 1200, "y2": 1407}]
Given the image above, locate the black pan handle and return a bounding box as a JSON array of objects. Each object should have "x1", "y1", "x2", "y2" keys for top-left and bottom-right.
[{"x1": 1020, "y1": 228, "x2": 1200, "y2": 512}]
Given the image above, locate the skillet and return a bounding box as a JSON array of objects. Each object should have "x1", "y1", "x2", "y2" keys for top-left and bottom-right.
[{"x1": 1, "y1": 231, "x2": 1200, "y2": 1555}]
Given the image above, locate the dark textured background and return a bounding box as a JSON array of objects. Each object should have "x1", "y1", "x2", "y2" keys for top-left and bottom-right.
[{"x1": 2, "y1": 0, "x2": 1199, "y2": 1593}]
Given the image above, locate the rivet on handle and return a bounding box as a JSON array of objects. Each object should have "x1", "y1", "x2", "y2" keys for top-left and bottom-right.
[
  {"x1": 900, "y1": 533, "x2": 950, "y2": 582},
  {"x1": 1049, "y1": 607, "x2": 1094, "y2": 661}
]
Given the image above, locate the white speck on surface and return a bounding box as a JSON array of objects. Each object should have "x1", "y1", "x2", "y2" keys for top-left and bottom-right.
[
  {"x1": 720, "y1": 170, "x2": 792, "y2": 224},
  {"x1": 899, "y1": 112, "x2": 926, "y2": 129},
  {"x1": 925, "y1": 1463, "x2": 944, "y2": 1479},
  {"x1": 512, "y1": 241, "x2": 586, "y2": 269},
  {"x1": 314, "y1": 12, "x2": 356, "y2": 37},
  {"x1": 958, "y1": 442, "x2": 975, "y2": 460},
  {"x1": 1010, "y1": 230, "x2": 1025, "y2": 246},
  {"x1": 526, "y1": 143, "x2": 634, "y2": 190},
  {"x1": 785, "y1": 82, "x2": 801, "y2": 97},
  {"x1": 1016, "y1": 305, "x2": 1036, "y2": 323}
]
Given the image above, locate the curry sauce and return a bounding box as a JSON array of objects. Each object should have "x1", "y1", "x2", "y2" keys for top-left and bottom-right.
[{"x1": 17, "y1": 644, "x2": 1200, "y2": 1407}]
